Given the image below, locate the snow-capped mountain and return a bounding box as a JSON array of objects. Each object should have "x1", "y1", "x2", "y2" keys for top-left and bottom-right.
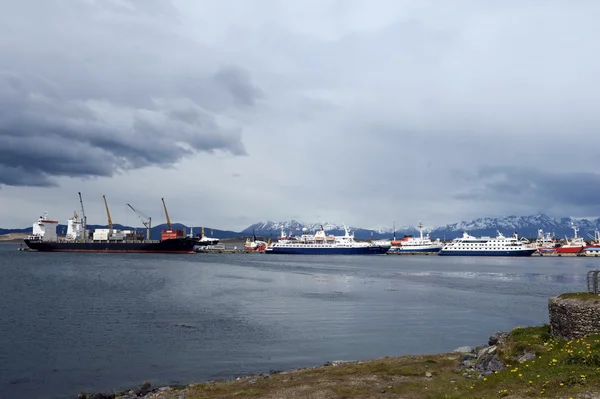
[{"x1": 243, "y1": 214, "x2": 600, "y2": 240}]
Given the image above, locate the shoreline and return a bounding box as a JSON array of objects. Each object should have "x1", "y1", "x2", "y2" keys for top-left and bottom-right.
[{"x1": 75, "y1": 325, "x2": 600, "y2": 399}]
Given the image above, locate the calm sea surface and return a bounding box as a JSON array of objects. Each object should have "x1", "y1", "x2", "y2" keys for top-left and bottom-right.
[{"x1": 0, "y1": 244, "x2": 595, "y2": 399}]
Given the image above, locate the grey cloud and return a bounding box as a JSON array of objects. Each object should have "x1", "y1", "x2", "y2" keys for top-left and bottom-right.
[
  {"x1": 456, "y1": 166, "x2": 600, "y2": 215},
  {"x1": 213, "y1": 66, "x2": 263, "y2": 107},
  {"x1": 0, "y1": 72, "x2": 248, "y2": 186},
  {"x1": 0, "y1": 2, "x2": 258, "y2": 187}
]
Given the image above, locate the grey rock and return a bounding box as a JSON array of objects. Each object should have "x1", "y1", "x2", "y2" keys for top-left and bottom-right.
[
  {"x1": 477, "y1": 345, "x2": 497, "y2": 359},
  {"x1": 518, "y1": 352, "x2": 536, "y2": 363},
  {"x1": 90, "y1": 394, "x2": 115, "y2": 399},
  {"x1": 134, "y1": 381, "x2": 152, "y2": 396},
  {"x1": 460, "y1": 353, "x2": 477, "y2": 361},
  {"x1": 488, "y1": 331, "x2": 509, "y2": 346},
  {"x1": 453, "y1": 346, "x2": 473, "y2": 353},
  {"x1": 323, "y1": 360, "x2": 350, "y2": 367},
  {"x1": 425, "y1": 372, "x2": 432, "y2": 378},
  {"x1": 475, "y1": 354, "x2": 505, "y2": 373}
]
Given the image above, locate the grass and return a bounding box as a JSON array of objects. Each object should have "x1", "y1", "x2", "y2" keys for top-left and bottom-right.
[
  {"x1": 117, "y1": 325, "x2": 600, "y2": 398},
  {"x1": 557, "y1": 292, "x2": 600, "y2": 302}
]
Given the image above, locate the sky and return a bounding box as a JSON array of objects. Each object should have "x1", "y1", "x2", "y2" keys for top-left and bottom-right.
[{"x1": 1, "y1": 0, "x2": 600, "y2": 231}]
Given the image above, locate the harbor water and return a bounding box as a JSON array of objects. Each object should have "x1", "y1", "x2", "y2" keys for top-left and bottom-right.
[{"x1": 0, "y1": 244, "x2": 594, "y2": 399}]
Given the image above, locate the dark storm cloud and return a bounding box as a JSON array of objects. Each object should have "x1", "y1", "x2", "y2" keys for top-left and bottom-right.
[
  {"x1": 0, "y1": 1, "x2": 260, "y2": 187},
  {"x1": 456, "y1": 166, "x2": 600, "y2": 214},
  {"x1": 0, "y1": 70, "x2": 251, "y2": 186}
]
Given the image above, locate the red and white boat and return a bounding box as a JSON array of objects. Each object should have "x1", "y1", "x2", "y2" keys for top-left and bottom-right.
[
  {"x1": 535, "y1": 229, "x2": 560, "y2": 254},
  {"x1": 555, "y1": 225, "x2": 585, "y2": 254},
  {"x1": 244, "y1": 229, "x2": 267, "y2": 251}
]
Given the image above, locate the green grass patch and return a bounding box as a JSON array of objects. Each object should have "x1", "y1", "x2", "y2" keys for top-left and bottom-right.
[{"x1": 558, "y1": 292, "x2": 600, "y2": 301}]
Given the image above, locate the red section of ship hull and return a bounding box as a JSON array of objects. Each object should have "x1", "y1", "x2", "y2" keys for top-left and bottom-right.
[{"x1": 555, "y1": 246, "x2": 584, "y2": 254}]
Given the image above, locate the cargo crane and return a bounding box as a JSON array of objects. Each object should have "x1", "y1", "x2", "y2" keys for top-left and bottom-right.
[
  {"x1": 102, "y1": 195, "x2": 113, "y2": 230},
  {"x1": 78, "y1": 192, "x2": 87, "y2": 239},
  {"x1": 127, "y1": 204, "x2": 152, "y2": 240},
  {"x1": 160, "y1": 198, "x2": 184, "y2": 241},
  {"x1": 161, "y1": 197, "x2": 171, "y2": 231}
]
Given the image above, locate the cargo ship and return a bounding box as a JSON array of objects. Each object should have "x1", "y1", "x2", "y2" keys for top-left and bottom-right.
[{"x1": 23, "y1": 194, "x2": 197, "y2": 254}]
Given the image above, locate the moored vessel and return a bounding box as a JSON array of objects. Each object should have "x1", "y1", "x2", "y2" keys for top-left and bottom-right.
[
  {"x1": 196, "y1": 227, "x2": 220, "y2": 246},
  {"x1": 438, "y1": 231, "x2": 537, "y2": 256},
  {"x1": 23, "y1": 194, "x2": 197, "y2": 254},
  {"x1": 535, "y1": 229, "x2": 560, "y2": 254},
  {"x1": 387, "y1": 222, "x2": 443, "y2": 254},
  {"x1": 265, "y1": 225, "x2": 387, "y2": 255},
  {"x1": 555, "y1": 225, "x2": 585, "y2": 254},
  {"x1": 244, "y1": 229, "x2": 267, "y2": 251}
]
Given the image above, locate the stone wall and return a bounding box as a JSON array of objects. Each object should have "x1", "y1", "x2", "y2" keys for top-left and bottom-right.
[{"x1": 548, "y1": 295, "x2": 600, "y2": 339}]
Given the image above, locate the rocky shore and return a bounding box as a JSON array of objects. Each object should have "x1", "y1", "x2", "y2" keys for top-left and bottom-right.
[{"x1": 75, "y1": 330, "x2": 531, "y2": 399}]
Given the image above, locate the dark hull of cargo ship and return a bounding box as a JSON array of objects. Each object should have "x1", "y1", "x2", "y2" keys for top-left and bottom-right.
[{"x1": 23, "y1": 238, "x2": 197, "y2": 253}]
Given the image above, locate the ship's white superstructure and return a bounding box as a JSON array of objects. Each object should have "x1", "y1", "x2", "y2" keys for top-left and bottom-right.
[
  {"x1": 28, "y1": 212, "x2": 59, "y2": 241},
  {"x1": 65, "y1": 211, "x2": 84, "y2": 240},
  {"x1": 196, "y1": 227, "x2": 220, "y2": 245},
  {"x1": 439, "y1": 231, "x2": 537, "y2": 256},
  {"x1": 387, "y1": 222, "x2": 443, "y2": 253}
]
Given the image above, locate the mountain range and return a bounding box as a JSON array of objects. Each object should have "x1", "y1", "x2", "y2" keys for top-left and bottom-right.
[
  {"x1": 3, "y1": 214, "x2": 600, "y2": 240},
  {"x1": 241, "y1": 215, "x2": 600, "y2": 240}
]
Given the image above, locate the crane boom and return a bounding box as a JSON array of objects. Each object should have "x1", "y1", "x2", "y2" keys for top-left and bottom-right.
[
  {"x1": 127, "y1": 203, "x2": 152, "y2": 240},
  {"x1": 161, "y1": 198, "x2": 172, "y2": 230},
  {"x1": 78, "y1": 192, "x2": 87, "y2": 236},
  {"x1": 102, "y1": 195, "x2": 113, "y2": 230}
]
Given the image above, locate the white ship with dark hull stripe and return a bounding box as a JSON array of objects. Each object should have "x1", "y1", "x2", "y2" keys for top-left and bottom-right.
[
  {"x1": 438, "y1": 231, "x2": 537, "y2": 256},
  {"x1": 265, "y1": 225, "x2": 387, "y2": 255}
]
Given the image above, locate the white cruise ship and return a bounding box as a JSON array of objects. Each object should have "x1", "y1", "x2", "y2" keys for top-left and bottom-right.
[
  {"x1": 438, "y1": 231, "x2": 537, "y2": 257},
  {"x1": 387, "y1": 222, "x2": 443, "y2": 254}
]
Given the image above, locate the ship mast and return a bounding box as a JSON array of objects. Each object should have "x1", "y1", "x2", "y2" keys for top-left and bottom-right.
[
  {"x1": 161, "y1": 198, "x2": 172, "y2": 230},
  {"x1": 78, "y1": 192, "x2": 87, "y2": 239},
  {"x1": 103, "y1": 195, "x2": 113, "y2": 230},
  {"x1": 417, "y1": 222, "x2": 424, "y2": 240}
]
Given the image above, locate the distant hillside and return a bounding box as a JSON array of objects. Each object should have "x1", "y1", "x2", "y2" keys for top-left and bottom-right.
[
  {"x1": 243, "y1": 214, "x2": 600, "y2": 240},
  {"x1": 4, "y1": 213, "x2": 600, "y2": 241}
]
